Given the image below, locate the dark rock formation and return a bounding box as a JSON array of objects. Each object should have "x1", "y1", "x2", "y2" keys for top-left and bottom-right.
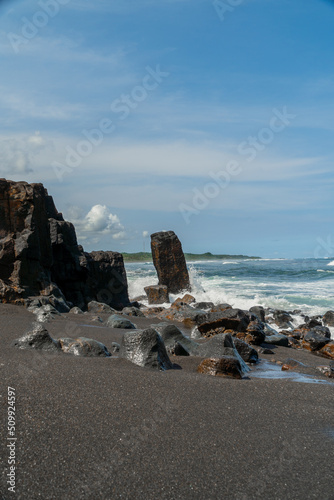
[
  {"x1": 12, "y1": 322, "x2": 110, "y2": 357},
  {"x1": 159, "y1": 303, "x2": 207, "y2": 328},
  {"x1": 172, "y1": 294, "x2": 196, "y2": 307},
  {"x1": 263, "y1": 323, "x2": 279, "y2": 336},
  {"x1": 232, "y1": 338, "x2": 258, "y2": 363},
  {"x1": 319, "y1": 342, "x2": 334, "y2": 360},
  {"x1": 193, "y1": 301, "x2": 214, "y2": 310},
  {"x1": 302, "y1": 318, "x2": 322, "y2": 329},
  {"x1": 119, "y1": 328, "x2": 174, "y2": 370},
  {"x1": 106, "y1": 314, "x2": 137, "y2": 329},
  {"x1": 197, "y1": 309, "x2": 250, "y2": 336},
  {"x1": 272, "y1": 310, "x2": 293, "y2": 329},
  {"x1": 302, "y1": 331, "x2": 330, "y2": 352},
  {"x1": 190, "y1": 326, "x2": 203, "y2": 340},
  {"x1": 85, "y1": 251, "x2": 129, "y2": 311},
  {"x1": 281, "y1": 359, "x2": 306, "y2": 371},
  {"x1": 259, "y1": 347, "x2": 275, "y2": 355},
  {"x1": 316, "y1": 364, "x2": 334, "y2": 378},
  {"x1": 323, "y1": 310, "x2": 334, "y2": 326},
  {"x1": 141, "y1": 306, "x2": 165, "y2": 317},
  {"x1": 197, "y1": 357, "x2": 245, "y2": 379},
  {"x1": 34, "y1": 305, "x2": 62, "y2": 323},
  {"x1": 121, "y1": 306, "x2": 145, "y2": 317},
  {"x1": 0, "y1": 180, "x2": 54, "y2": 303},
  {"x1": 111, "y1": 342, "x2": 121, "y2": 353},
  {"x1": 249, "y1": 306, "x2": 265, "y2": 322},
  {"x1": 264, "y1": 333, "x2": 290, "y2": 347},
  {"x1": 0, "y1": 179, "x2": 130, "y2": 310},
  {"x1": 59, "y1": 337, "x2": 111, "y2": 357},
  {"x1": 144, "y1": 285, "x2": 169, "y2": 305},
  {"x1": 151, "y1": 231, "x2": 191, "y2": 294},
  {"x1": 235, "y1": 319, "x2": 266, "y2": 346},
  {"x1": 69, "y1": 307, "x2": 84, "y2": 314},
  {"x1": 87, "y1": 301, "x2": 116, "y2": 314},
  {"x1": 12, "y1": 323, "x2": 60, "y2": 351},
  {"x1": 211, "y1": 303, "x2": 232, "y2": 313},
  {"x1": 152, "y1": 322, "x2": 198, "y2": 356},
  {"x1": 308, "y1": 325, "x2": 331, "y2": 339},
  {"x1": 192, "y1": 333, "x2": 250, "y2": 374}
]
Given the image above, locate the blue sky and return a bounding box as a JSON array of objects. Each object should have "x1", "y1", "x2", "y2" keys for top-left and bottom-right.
[{"x1": 0, "y1": 0, "x2": 333, "y2": 258}]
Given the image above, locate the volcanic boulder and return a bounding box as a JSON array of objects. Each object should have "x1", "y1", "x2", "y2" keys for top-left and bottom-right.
[
  {"x1": 197, "y1": 357, "x2": 244, "y2": 379},
  {"x1": 232, "y1": 338, "x2": 259, "y2": 363},
  {"x1": 151, "y1": 231, "x2": 191, "y2": 294},
  {"x1": 59, "y1": 337, "x2": 111, "y2": 357},
  {"x1": 144, "y1": 285, "x2": 169, "y2": 305},
  {"x1": 119, "y1": 328, "x2": 174, "y2": 370},
  {"x1": 323, "y1": 310, "x2": 334, "y2": 326},
  {"x1": 12, "y1": 323, "x2": 60, "y2": 352},
  {"x1": 152, "y1": 322, "x2": 199, "y2": 356},
  {"x1": 302, "y1": 331, "x2": 331, "y2": 352},
  {"x1": 197, "y1": 308, "x2": 250, "y2": 336},
  {"x1": 106, "y1": 314, "x2": 137, "y2": 329}
]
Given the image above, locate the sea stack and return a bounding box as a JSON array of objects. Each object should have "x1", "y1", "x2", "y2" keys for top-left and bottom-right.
[{"x1": 151, "y1": 230, "x2": 191, "y2": 294}]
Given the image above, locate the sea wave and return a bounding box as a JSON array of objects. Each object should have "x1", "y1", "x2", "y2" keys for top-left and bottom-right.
[
  {"x1": 258, "y1": 258, "x2": 289, "y2": 261},
  {"x1": 327, "y1": 260, "x2": 334, "y2": 266},
  {"x1": 126, "y1": 260, "x2": 334, "y2": 332}
]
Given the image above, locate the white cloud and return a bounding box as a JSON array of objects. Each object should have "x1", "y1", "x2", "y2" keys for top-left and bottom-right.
[
  {"x1": 0, "y1": 131, "x2": 47, "y2": 175},
  {"x1": 65, "y1": 138, "x2": 329, "y2": 182},
  {"x1": 66, "y1": 204, "x2": 127, "y2": 244},
  {"x1": 0, "y1": 89, "x2": 88, "y2": 121},
  {"x1": 142, "y1": 231, "x2": 149, "y2": 238}
]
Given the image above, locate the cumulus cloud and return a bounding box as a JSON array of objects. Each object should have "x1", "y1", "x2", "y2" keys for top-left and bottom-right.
[
  {"x1": 66, "y1": 204, "x2": 126, "y2": 244},
  {"x1": 142, "y1": 231, "x2": 149, "y2": 238},
  {"x1": 0, "y1": 132, "x2": 46, "y2": 175}
]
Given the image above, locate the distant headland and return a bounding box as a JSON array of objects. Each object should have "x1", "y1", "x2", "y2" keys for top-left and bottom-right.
[{"x1": 122, "y1": 252, "x2": 261, "y2": 262}]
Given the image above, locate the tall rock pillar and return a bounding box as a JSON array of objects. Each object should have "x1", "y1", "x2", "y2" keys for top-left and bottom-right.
[{"x1": 151, "y1": 231, "x2": 191, "y2": 294}]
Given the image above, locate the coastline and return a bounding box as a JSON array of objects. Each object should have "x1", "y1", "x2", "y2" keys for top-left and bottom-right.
[
  {"x1": 122, "y1": 252, "x2": 261, "y2": 263},
  {"x1": 126, "y1": 258, "x2": 334, "y2": 327}
]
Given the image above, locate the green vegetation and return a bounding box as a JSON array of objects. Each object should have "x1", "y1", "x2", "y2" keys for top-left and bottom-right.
[
  {"x1": 122, "y1": 252, "x2": 260, "y2": 262},
  {"x1": 122, "y1": 252, "x2": 152, "y2": 262}
]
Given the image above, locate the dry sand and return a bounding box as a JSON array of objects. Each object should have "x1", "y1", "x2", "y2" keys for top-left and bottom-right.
[{"x1": 0, "y1": 304, "x2": 334, "y2": 499}]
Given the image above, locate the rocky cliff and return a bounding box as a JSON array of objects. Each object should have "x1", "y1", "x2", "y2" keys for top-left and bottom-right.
[{"x1": 0, "y1": 179, "x2": 130, "y2": 310}]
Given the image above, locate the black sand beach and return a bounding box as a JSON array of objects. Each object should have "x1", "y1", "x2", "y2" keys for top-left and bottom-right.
[{"x1": 1, "y1": 304, "x2": 334, "y2": 500}]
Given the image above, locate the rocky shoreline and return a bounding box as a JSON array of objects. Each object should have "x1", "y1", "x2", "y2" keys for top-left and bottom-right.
[
  {"x1": 9, "y1": 290, "x2": 334, "y2": 380},
  {"x1": 0, "y1": 179, "x2": 333, "y2": 379},
  {"x1": 1, "y1": 179, "x2": 334, "y2": 498}
]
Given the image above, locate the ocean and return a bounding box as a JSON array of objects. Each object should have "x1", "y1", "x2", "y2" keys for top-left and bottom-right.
[{"x1": 125, "y1": 258, "x2": 334, "y2": 321}]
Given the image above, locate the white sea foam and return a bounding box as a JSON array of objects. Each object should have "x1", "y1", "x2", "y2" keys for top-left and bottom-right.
[
  {"x1": 125, "y1": 260, "x2": 334, "y2": 337},
  {"x1": 257, "y1": 258, "x2": 289, "y2": 261},
  {"x1": 328, "y1": 327, "x2": 334, "y2": 340},
  {"x1": 327, "y1": 260, "x2": 334, "y2": 266}
]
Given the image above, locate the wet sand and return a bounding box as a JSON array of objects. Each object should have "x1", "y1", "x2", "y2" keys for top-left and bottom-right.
[{"x1": 0, "y1": 304, "x2": 334, "y2": 499}]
